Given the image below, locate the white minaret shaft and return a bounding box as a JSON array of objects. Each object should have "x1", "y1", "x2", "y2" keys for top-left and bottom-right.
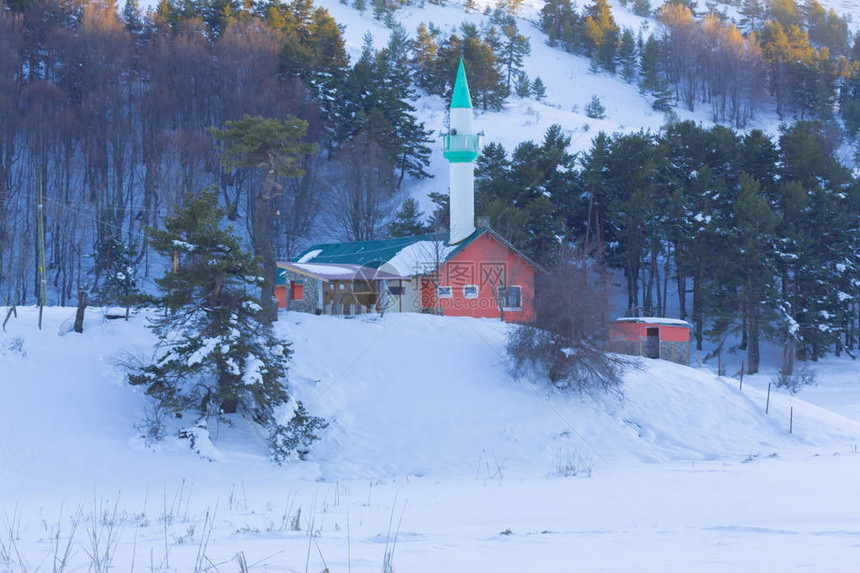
[{"x1": 444, "y1": 58, "x2": 480, "y2": 244}]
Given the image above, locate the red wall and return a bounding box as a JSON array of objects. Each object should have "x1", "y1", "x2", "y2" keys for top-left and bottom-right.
[
  {"x1": 421, "y1": 232, "x2": 536, "y2": 322},
  {"x1": 275, "y1": 285, "x2": 287, "y2": 309},
  {"x1": 609, "y1": 322, "x2": 690, "y2": 342}
]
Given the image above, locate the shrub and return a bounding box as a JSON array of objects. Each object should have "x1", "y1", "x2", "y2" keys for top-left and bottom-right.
[{"x1": 508, "y1": 246, "x2": 630, "y2": 395}]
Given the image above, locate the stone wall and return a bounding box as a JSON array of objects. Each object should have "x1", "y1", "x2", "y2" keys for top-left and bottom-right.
[
  {"x1": 609, "y1": 338, "x2": 690, "y2": 366},
  {"x1": 281, "y1": 269, "x2": 322, "y2": 314}
]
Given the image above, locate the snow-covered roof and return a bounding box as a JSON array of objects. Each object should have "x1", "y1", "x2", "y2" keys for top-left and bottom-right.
[
  {"x1": 278, "y1": 262, "x2": 404, "y2": 282},
  {"x1": 612, "y1": 317, "x2": 692, "y2": 327},
  {"x1": 384, "y1": 240, "x2": 456, "y2": 277}
]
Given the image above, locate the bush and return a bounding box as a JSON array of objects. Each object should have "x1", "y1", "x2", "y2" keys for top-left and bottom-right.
[
  {"x1": 269, "y1": 402, "x2": 329, "y2": 463},
  {"x1": 508, "y1": 246, "x2": 630, "y2": 395},
  {"x1": 773, "y1": 356, "x2": 817, "y2": 394}
]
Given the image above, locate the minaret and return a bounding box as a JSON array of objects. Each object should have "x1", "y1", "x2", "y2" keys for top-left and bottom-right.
[{"x1": 443, "y1": 58, "x2": 481, "y2": 244}]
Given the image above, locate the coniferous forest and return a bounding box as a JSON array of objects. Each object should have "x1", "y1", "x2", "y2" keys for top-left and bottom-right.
[{"x1": 0, "y1": 0, "x2": 857, "y2": 372}]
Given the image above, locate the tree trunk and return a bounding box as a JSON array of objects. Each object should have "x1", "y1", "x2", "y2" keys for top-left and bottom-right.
[
  {"x1": 747, "y1": 303, "x2": 760, "y2": 375},
  {"x1": 74, "y1": 291, "x2": 88, "y2": 334},
  {"x1": 253, "y1": 176, "x2": 278, "y2": 324},
  {"x1": 677, "y1": 273, "x2": 686, "y2": 321}
]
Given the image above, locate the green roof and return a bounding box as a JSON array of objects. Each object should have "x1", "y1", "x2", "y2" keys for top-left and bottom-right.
[
  {"x1": 293, "y1": 227, "x2": 545, "y2": 277},
  {"x1": 296, "y1": 232, "x2": 448, "y2": 268},
  {"x1": 451, "y1": 58, "x2": 472, "y2": 109},
  {"x1": 294, "y1": 230, "x2": 484, "y2": 270}
]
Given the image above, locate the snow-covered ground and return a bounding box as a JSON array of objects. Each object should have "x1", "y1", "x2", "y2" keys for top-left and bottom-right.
[{"x1": 2, "y1": 307, "x2": 860, "y2": 571}]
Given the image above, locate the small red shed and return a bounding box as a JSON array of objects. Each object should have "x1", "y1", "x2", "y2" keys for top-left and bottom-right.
[{"x1": 608, "y1": 317, "x2": 691, "y2": 365}]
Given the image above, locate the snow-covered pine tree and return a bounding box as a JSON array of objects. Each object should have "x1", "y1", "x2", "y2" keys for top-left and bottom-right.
[{"x1": 128, "y1": 190, "x2": 325, "y2": 463}]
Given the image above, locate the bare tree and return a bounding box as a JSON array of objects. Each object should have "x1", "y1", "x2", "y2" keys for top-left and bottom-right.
[
  {"x1": 324, "y1": 132, "x2": 397, "y2": 242},
  {"x1": 508, "y1": 245, "x2": 631, "y2": 395}
]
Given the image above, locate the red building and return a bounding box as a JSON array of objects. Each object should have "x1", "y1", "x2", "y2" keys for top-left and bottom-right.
[
  {"x1": 290, "y1": 226, "x2": 540, "y2": 322},
  {"x1": 608, "y1": 318, "x2": 691, "y2": 365},
  {"x1": 419, "y1": 229, "x2": 536, "y2": 322}
]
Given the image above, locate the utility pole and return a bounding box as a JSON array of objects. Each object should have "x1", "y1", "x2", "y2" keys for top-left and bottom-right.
[{"x1": 37, "y1": 167, "x2": 47, "y2": 330}]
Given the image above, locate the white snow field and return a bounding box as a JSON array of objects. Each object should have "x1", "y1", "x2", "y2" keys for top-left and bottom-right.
[{"x1": 2, "y1": 306, "x2": 860, "y2": 572}]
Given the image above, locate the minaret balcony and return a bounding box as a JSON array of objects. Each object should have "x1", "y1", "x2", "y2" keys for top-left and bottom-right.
[{"x1": 443, "y1": 133, "x2": 481, "y2": 163}]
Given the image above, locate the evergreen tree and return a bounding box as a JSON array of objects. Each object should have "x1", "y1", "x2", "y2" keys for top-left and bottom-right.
[
  {"x1": 413, "y1": 22, "x2": 439, "y2": 91},
  {"x1": 539, "y1": 0, "x2": 579, "y2": 49},
  {"x1": 129, "y1": 191, "x2": 326, "y2": 462},
  {"x1": 585, "y1": 95, "x2": 607, "y2": 119},
  {"x1": 121, "y1": 0, "x2": 145, "y2": 37},
  {"x1": 493, "y1": 11, "x2": 531, "y2": 91},
  {"x1": 777, "y1": 121, "x2": 854, "y2": 361},
  {"x1": 378, "y1": 24, "x2": 434, "y2": 186},
  {"x1": 632, "y1": 0, "x2": 651, "y2": 17},
  {"x1": 208, "y1": 116, "x2": 317, "y2": 324},
  {"x1": 738, "y1": 0, "x2": 764, "y2": 33},
  {"x1": 427, "y1": 191, "x2": 450, "y2": 232},
  {"x1": 277, "y1": 2, "x2": 350, "y2": 139},
  {"x1": 639, "y1": 35, "x2": 674, "y2": 110},
  {"x1": 388, "y1": 197, "x2": 428, "y2": 237},
  {"x1": 514, "y1": 70, "x2": 531, "y2": 97},
  {"x1": 341, "y1": 29, "x2": 433, "y2": 186},
  {"x1": 92, "y1": 234, "x2": 138, "y2": 315},
  {"x1": 582, "y1": 0, "x2": 619, "y2": 72},
  {"x1": 618, "y1": 28, "x2": 638, "y2": 83},
  {"x1": 531, "y1": 76, "x2": 547, "y2": 99}
]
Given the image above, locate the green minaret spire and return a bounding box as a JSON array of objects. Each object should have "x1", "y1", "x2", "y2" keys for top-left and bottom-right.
[{"x1": 451, "y1": 58, "x2": 472, "y2": 109}]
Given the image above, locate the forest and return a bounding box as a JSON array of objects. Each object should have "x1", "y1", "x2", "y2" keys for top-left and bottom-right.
[
  {"x1": 541, "y1": 0, "x2": 860, "y2": 128},
  {"x1": 0, "y1": 0, "x2": 857, "y2": 374}
]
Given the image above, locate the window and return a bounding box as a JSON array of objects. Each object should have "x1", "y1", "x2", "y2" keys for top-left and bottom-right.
[
  {"x1": 437, "y1": 286, "x2": 453, "y2": 298},
  {"x1": 388, "y1": 283, "x2": 404, "y2": 296},
  {"x1": 499, "y1": 285, "x2": 522, "y2": 309},
  {"x1": 290, "y1": 280, "x2": 304, "y2": 301},
  {"x1": 463, "y1": 285, "x2": 478, "y2": 299}
]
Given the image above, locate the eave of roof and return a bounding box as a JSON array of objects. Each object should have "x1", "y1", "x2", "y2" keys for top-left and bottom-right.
[
  {"x1": 295, "y1": 227, "x2": 544, "y2": 274},
  {"x1": 277, "y1": 261, "x2": 405, "y2": 282}
]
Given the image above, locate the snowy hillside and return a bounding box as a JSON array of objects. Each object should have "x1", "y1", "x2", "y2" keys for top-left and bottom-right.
[
  {"x1": 3, "y1": 307, "x2": 860, "y2": 571},
  {"x1": 293, "y1": 0, "x2": 860, "y2": 211}
]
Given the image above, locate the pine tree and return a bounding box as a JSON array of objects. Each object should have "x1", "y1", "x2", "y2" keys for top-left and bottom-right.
[
  {"x1": 413, "y1": 22, "x2": 439, "y2": 91},
  {"x1": 427, "y1": 191, "x2": 450, "y2": 232},
  {"x1": 582, "y1": 0, "x2": 619, "y2": 72},
  {"x1": 277, "y1": 3, "x2": 350, "y2": 139},
  {"x1": 531, "y1": 76, "x2": 547, "y2": 99},
  {"x1": 738, "y1": 0, "x2": 764, "y2": 33},
  {"x1": 514, "y1": 70, "x2": 531, "y2": 97},
  {"x1": 493, "y1": 11, "x2": 531, "y2": 91},
  {"x1": 378, "y1": 24, "x2": 434, "y2": 186},
  {"x1": 539, "y1": 0, "x2": 579, "y2": 49},
  {"x1": 618, "y1": 28, "x2": 637, "y2": 83},
  {"x1": 777, "y1": 121, "x2": 854, "y2": 361},
  {"x1": 585, "y1": 95, "x2": 606, "y2": 118},
  {"x1": 121, "y1": 0, "x2": 145, "y2": 37},
  {"x1": 92, "y1": 234, "x2": 138, "y2": 316},
  {"x1": 208, "y1": 116, "x2": 317, "y2": 324},
  {"x1": 129, "y1": 191, "x2": 326, "y2": 462},
  {"x1": 632, "y1": 0, "x2": 651, "y2": 17},
  {"x1": 388, "y1": 198, "x2": 428, "y2": 237}
]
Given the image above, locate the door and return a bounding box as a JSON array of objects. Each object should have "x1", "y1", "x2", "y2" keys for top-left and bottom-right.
[{"x1": 645, "y1": 327, "x2": 660, "y2": 359}]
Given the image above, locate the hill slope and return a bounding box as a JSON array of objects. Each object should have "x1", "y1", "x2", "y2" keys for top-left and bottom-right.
[
  {"x1": 2, "y1": 307, "x2": 858, "y2": 493},
  {"x1": 4, "y1": 307, "x2": 860, "y2": 572}
]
